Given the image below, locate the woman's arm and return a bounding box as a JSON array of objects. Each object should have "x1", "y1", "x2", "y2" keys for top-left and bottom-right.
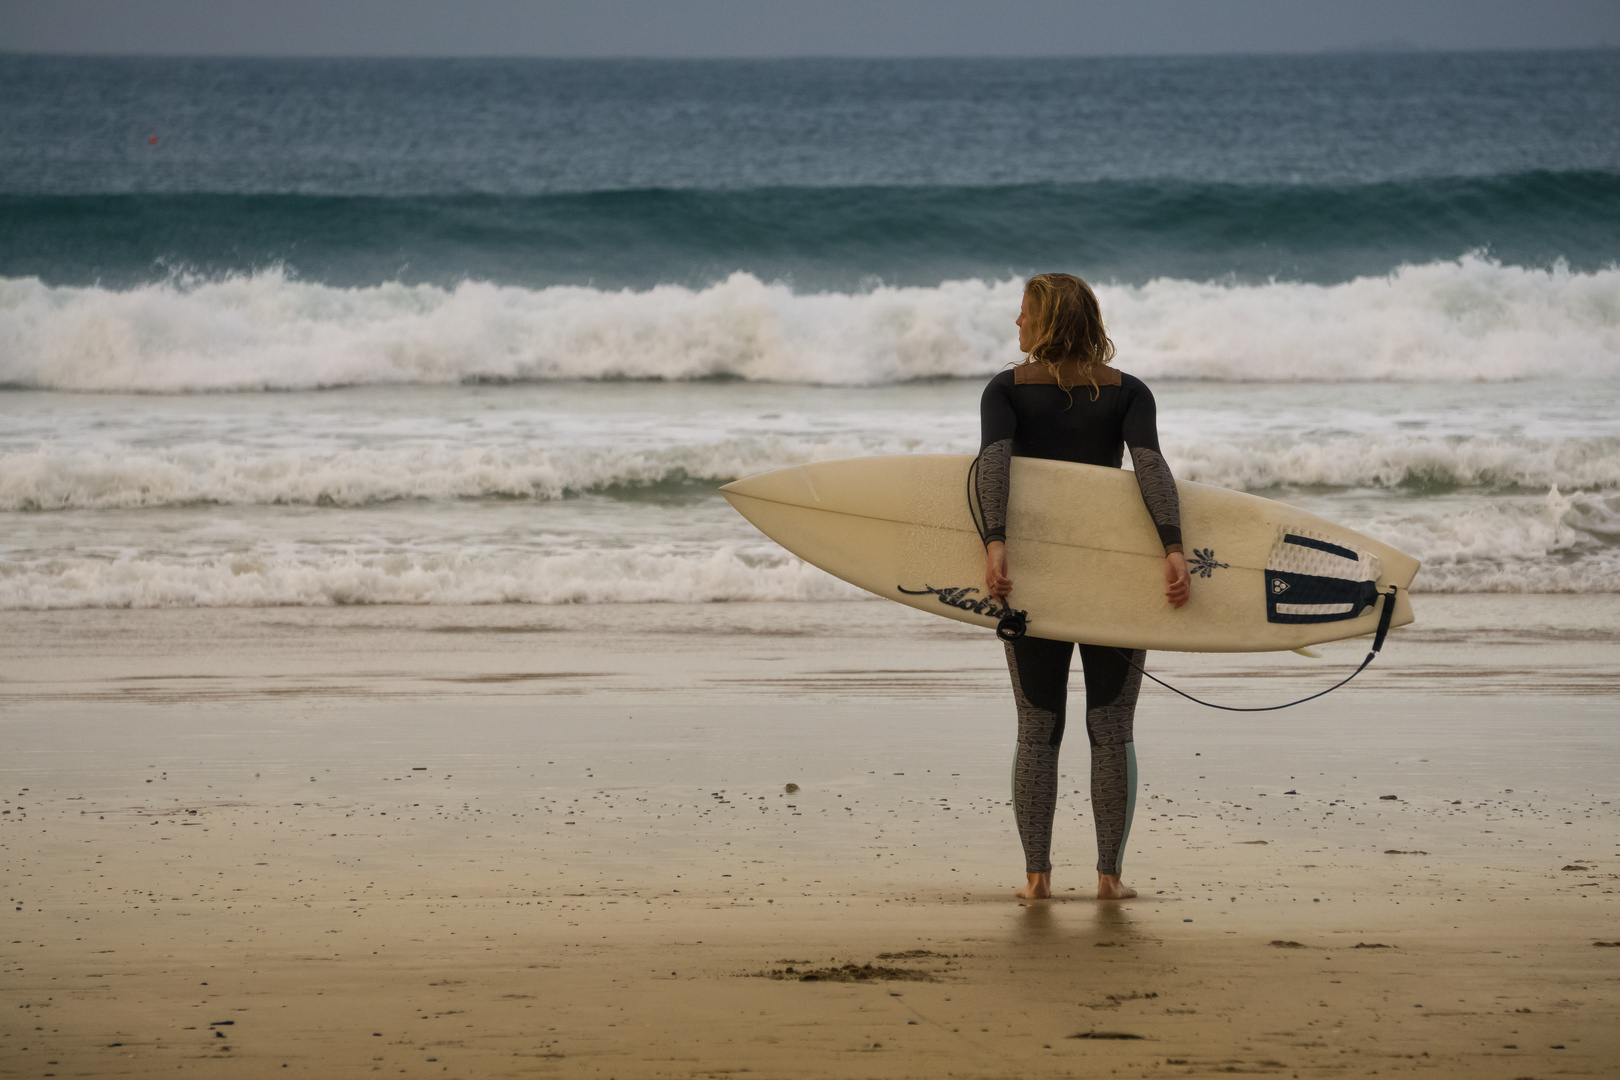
[
  {"x1": 978, "y1": 374, "x2": 1017, "y2": 597},
  {"x1": 1122, "y1": 380, "x2": 1190, "y2": 609}
]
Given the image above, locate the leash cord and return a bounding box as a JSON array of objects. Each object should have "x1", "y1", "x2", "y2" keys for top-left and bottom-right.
[{"x1": 1111, "y1": 585, "x2": 1400, "y2": 712}]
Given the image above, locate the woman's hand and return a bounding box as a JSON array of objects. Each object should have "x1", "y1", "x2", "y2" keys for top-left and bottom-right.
[
  {"x1": 1164, "y1": 550, "x2": 1190, "y2": 609},
  {"x1": 984, "y1": 540, "x2": 1012, "y2": 600}
]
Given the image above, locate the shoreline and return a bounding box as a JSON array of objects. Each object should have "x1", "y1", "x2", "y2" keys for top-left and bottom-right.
[{"x1": 3, "y1": 597, "x2": 1617, "y2": 1077}]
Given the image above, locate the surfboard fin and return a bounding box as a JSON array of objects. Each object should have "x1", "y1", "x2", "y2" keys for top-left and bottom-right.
[{"x1": 1290, "y1": 646, "x2": 1322, "y2": 659}]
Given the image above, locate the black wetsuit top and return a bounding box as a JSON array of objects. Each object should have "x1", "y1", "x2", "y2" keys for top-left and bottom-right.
[{"x1": 976, "y1": 366, "x2": 1183, "y2": 553}]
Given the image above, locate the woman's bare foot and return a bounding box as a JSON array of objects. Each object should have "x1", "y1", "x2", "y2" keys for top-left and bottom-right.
[
  {"x1": 1097, "y1": 874, "x2": 1137, "y2": 900},
  {"x1": 1014, "y1": 872, "x2": 1051, "y2": 899}
]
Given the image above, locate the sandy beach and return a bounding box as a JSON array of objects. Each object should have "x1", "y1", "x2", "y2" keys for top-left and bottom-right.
[{"x1": 3, "y1": 595, "x2": 1616, "y2": 1079}]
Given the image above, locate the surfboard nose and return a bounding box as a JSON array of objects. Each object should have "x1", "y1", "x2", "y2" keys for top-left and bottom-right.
[{"x1": 720, "y1": 466, "x2": 821, "y2": 507}]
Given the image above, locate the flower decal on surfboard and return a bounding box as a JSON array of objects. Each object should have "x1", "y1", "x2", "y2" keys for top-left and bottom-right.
[{"x1": 1189, "y1": 548, "x2": 1229, "y2": 578}]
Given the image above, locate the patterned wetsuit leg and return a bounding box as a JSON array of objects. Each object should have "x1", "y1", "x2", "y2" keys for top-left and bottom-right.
[
  {"x1": 1077, "y1": 643, "x2": 1146, "y2": 876},
  {"x1": 1002, "y1": 634, "x2": 1073, "y2": 874}
]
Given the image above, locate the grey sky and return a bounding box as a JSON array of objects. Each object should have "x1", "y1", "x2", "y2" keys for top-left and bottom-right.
[{"x1": 3, "y1": 0, "x2": 1617, "y2": 57}]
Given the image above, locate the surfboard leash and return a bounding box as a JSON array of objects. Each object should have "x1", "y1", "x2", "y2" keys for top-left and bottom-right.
[
  {"x1": 966, "y1": 452, "x2": 988, "y2": 544},
  {"x1": 1110, "y1": 585, "x2": 1401, "y2": 712}
]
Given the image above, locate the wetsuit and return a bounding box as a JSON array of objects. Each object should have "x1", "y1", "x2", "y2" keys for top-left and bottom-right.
[{"x1": 977, "y1": 364, "x2": 1182, "y2": 876}]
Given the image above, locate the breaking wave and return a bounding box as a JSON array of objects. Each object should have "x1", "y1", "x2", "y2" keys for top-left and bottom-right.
[
  {"x1": 1, "y1": 488, "x2": 1614, "y2": 609},
  {"x1": 2, "y1": 255, "x2": 1617, "y2": 392},
  {"x1": 3, "y1": 433, "x2": 1615, "y2": 512},
  {"x1": 0, "y1": 545, "x2": 868, "y2": 610}
]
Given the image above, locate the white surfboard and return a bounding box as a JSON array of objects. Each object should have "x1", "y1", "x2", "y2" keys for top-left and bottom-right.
[{"x1": 721, "y1": 454, "x2": 1418, "y2": 653}]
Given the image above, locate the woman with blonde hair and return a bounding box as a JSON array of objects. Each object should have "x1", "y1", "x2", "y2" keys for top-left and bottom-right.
[{"x1": 977, "y1": 273, "x2": 1190, "y2": 901}]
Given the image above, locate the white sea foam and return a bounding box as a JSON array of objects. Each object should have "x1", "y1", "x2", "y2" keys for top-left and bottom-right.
[
  {"x1": 1110, "y1": 257, "x2": 1620, "y2": 383},
  {"x1": 0, "y1": 546, "x2": 868, "y2": 610},
  {"x1": 0, "y1": 438, "x2": 845, "y2": 511},
  {"x1": 4, "y1": 432, "x2": 1614, "y2": 512},
  {"x1": 3, "y1": 256, "x2": 1617, "y2": 392},
  {"x1": 1361, "y1": 489, "x2": 1620, "y2": 593},
  {"x1": 1164, "y1": 434, "x2": 1620, "y2": 494},
  {"x1": 1, "y1": 490, "x2": 1613, "y2": 610}
]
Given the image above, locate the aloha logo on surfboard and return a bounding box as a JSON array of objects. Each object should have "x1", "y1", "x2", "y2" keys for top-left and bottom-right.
[{"x1": 897, "y1": 584, "x2": 1027, "y2": 623}]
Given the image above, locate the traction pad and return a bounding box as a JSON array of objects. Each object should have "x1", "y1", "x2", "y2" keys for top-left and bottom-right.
[{"x1": 1265, "y1": 528, "x2": 1382, "y2": 625}]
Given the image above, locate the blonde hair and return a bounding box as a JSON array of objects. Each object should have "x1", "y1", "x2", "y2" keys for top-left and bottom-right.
[{"x1": 1019, "y1": 272, "x2": 1116, "y2": 401}]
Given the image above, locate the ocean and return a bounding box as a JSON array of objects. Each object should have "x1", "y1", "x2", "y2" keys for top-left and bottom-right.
[{"x1": 2, "y1": 51, "x2": 1617, "y2": 609}]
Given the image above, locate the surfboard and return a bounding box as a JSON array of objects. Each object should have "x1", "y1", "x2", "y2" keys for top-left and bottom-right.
[{"x1": 721, "y1": 454, "x2": 1419, "y2": 653}]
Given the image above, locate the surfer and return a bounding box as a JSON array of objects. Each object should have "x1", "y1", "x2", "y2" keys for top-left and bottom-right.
[{"x1": 977, "y1": 273, "x2": 1190, "y2": 902}]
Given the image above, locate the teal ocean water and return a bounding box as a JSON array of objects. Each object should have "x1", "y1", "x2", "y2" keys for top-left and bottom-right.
[
  {"x1": 1, "y1": 52, "x2": 1616, "y2": 607},
  {"x1": 5, "y1": 171, "x2": 1619, "y2": 291},
  {"x1": 4, "y1": 53, "x2": 1619, "y2": 289}
]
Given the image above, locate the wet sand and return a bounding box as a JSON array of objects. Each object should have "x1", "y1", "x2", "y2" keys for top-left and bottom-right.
[{"x1": 3, "y1": 597, "x2": 1618, "y2": 1078}]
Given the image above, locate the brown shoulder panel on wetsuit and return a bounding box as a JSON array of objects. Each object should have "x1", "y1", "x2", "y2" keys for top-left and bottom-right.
[{"x1": 1013, "y1": 362, "x2": 1123, "y2": 387}]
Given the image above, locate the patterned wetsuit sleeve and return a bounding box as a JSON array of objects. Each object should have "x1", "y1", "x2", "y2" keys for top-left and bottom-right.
[
  {"x1": 1121, "y1": 379, "x2": 1183, "y2": 554},
  {"x1": 977, "y1": 373, "x2": 1017, "y2": 546}
]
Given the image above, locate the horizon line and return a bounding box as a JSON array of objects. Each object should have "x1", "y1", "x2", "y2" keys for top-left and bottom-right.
[{"x1": 4, "y1": 43, "x2": 1617, "y2": 62}]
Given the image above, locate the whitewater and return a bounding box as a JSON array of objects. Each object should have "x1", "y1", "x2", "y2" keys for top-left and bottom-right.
[
  {"x1": 4, "y1": 256, "x2": 1618, "y2": 392},
  {"x1": 5, "y1": 256, "x2": 1620, "y2": 610},
  {"x1": 4, "y1": 353, "x2": 1618, "y2": 608}
]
